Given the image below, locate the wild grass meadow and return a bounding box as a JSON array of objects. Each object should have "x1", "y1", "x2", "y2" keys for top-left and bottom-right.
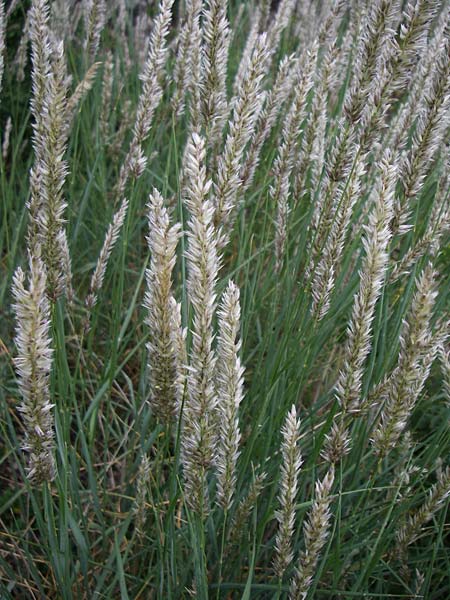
[{"x1": 0, "y1": 0, "x2": 449, "y2": 597}]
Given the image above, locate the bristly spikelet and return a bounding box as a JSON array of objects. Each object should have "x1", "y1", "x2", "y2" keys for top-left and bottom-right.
[
  {"x1": 100, "y1": 51, "x2": 114, "y2": 139},
  {"x1": 172, "y1": 0, "x2": 202, "y2": 118},
  {"x1": 29, "y1": 0, "x2": 51, "y2": 132},
  {"x1": 27, "y1": 0, "x2": 51, "y2": 251},
  {"x1": 134, "y1": 453, "x2": 151, "y2": 538},
  {"x1": 354, "y1": 0, "x2": 437, "y2": 154},
  {"x1": 214, "y1": 33, "x2": 270, "y2": 247},
  {"x1": 267, "y1": 0, "x2": 296, "y2": 51},
  {"x1": 273, "y1": 405, "x2": 303, "y2": 578},
  {"x1": 58, "y1": 230, "x2": 74, "y2": 305},
  {"x1": 30, "y1": 35, "x2": 70, "y2": 301},
  {"x1": 440, "y1": 346, "x2": 450, "y2": 405},
  {"x1": 201, "y1": 0, "x2": 230, "y2": 145},
  {"x1": 241, "y1": 53, "x2": 298, "y2": 192},
  {"x1": 322, "y1": 150, "x2": 397, "y2": 464},
  {"x1": 289, "y1": 467, "x2": 335, "y2": 600},
  {"x1": 232, "y1": 8, "x2": 260, "y2": 95},
  {"x1": 186, "y1": 5, "x2": 203, "y2": 135},
  {"x1": 12, "y1": 254, "x2": 55, "y2": 484},
  {"x1": 391, "y1": 158, "x2": 450, "y2": 283},
  {"x1": 229, "y1": 470, "x2": 267, "y2": 545},
  {"x1": 371, "y1": 264, "x2": 438, "y2": 456},
  {"x1": 401, "y1": 37, "x2": 450, "y2": 200},
  {"x1": 66, "y1": 60, "x2": 101, "y2": 130},
  {"x1": 310, "y1": 152, "x2": 366, "y2": 321},
  {"x1": 116, "y1": 0, "x2": 174, "y2": 200},
  {"x1": 295, "y1": 39, "x2": 338, "y2": 199},
  {"x1": 272, "y1": 44, "x2": 318, "y2": 273},
  {"x1": 344, "y1": 0, "x2": 399, "y2": 124},
  {"x1": 395, "y1": 0, "x2": 437, "y2": 90},
  {"x1": 306, "y1": 121, "x2": 357, "y2": 278},
  {"x1": 2, "y1": 115, "x2": 12, "y2": 160},
  {"x1": 181, "y1": 132, "x2": 219, "y2": 516},
  {"x1": 215, "y1": 280, "x2": 244, "y2": 511},
  {"x1": 143, "y1": 189, "x2": 182, "y2": 424},
  {"x1": 396, "y1": 466, "x2": 450, "y2": 565},
  {"x1": 335, "y1": 150, "x2": 396, "y2": 414},
  {"x1": 85, "y1": 198, "x2": 128, "y2": 321},
  {"x1": 388, "y1": 10, "x2": 449, "y2": 160},
  {"x1": 84, "y1": 0, "x2": 106, "y2": 60}
]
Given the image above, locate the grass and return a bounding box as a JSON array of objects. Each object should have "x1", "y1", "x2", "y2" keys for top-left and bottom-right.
[{"x1": 1, "y1": 0, "x2": 450, "y2": 598}]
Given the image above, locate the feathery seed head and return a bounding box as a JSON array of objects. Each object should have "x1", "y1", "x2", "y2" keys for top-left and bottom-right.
[
  {"x1": 289, "y1": 466, "x2": 335, "y2": 599},
  {"x1": 143, "y1": 189, "x2": 183, "y2": 423},
  {"x1": 274, "y1": 405, "x2": 303, "y2": 577},
  {"x1": 12, "y1": 253, "x2": 55, "y2": 484},
  {"x1": 181, "y1": 133, "x2": 220, "y2": 516},
  {"x1": 215, "y1": 280, "x2": 245, "y2": 511}
]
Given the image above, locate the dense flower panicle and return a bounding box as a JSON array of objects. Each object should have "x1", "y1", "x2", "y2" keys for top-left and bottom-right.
[
  {"x1": 306, "y1": 122, "x2": 358, "y2": 278},
  {"x1": 391, "y1": 160, "x2": 450, "y2": 283},
  {"x1": 241, "y1": 53, "x2": 298, "y2": 192},
  {"x1": 396, "y1": 0, "x2": 437, "y2": 84},
  {"x1": 335, "y1": 150, "x2": 397, "y2": 414},
  {"x1": 134, "y1": 454, "x2": 151, "y2": 537},
  {"x1": 439, "y1": 342, "x2": 450, "y2": 405},
  {"x1": 201, "y1": 0, "x2": 230, "y2": 145},
  {"x1": 310, "y1": 151, "x2": 366, "y2": 321},
  {"x1": 29, "y1": 0, "x2": 52, "y2": 133},
  {"x1": 214, "y1": 33, "x2": 270, "y2": 247},
  {"x1": 116, "y1": 0, "x2": 174, "y2": 200},
  {"x1": 27, "y1": 0, "x2": 51, "y2": 250},
  {"x1": 355, "y1": 0, "x2": 438, "y2": 153},
  {"x1": 84, "y1": 0, "x2": 106, "y2": 60},
  {"x1": 215, "y1": 280, "x2": 244, "y2": 511},
  {"x1": 396, "y1": 466, "x2": 450, "y2": 560},
  {"x1": 115, "y1": 0, "x2": 131, "y2": 69},
  {"x1": 2, "y1": 114, "x2": 12, "y2": 159},
  {"x1": 134, "y1": 11, "x2": 152, "y2": 68},
  {"x1": 232, "y1": 8, "x2": 260, "y2": 96},
  {"x1": 274, "y1": 405, "x2": 303, "y2": 578},
  {"x1": 388, "y1": 8, "x2": 449, "y2": 160},
  {"x1": 273, "y1": 44, "x2": 318, "y2": 272},
  {"x1": 266, "y1": 0, "x2": 296, "y2": 51},
  {"x1": 401, "y1": 37, "x2": 450, "y2": 200},
  {"x1": 187, "y1": 9, "x2": 203, "y2": 135},
  {"x1": 172, "y1": 0, "x2": 202, "y2": 117},
  {"x1": 85, "y1": 198, "x2": 128, "y2": 314},
  {"x1": 181, "y1": 133, "x2": 219, "y2": 515},
  {"x1": 143, "y1": 189, "x2": 182, "y2": 423},
  {"x1": 321, "y1": 151, "x2": 397, "y2": 464},
  {"x1": 100, "y1": 51, "x2": 114, "y2": 138},
  {"x1": 289, "y1": 467, "x2": 335, "y2": 600},
  {"x1": 316, "y1": 0, "x2": 347, "y2": 46},
  {"x1": 357, "y1": 51, "x2": 396, "y2": 153},
  {"x1": 295, "y1": 40, "x2": 338, "y2": 199},
  {"x1": 371, "y1": 264, "x2": 439, "y2": 456},
  {"x1": 58, "y1": 229, "x2": 74, "y2": 305},
  {"x1": 48, "y1": 0, "x2": 69, "y2": 37},
  {"x1": 29, "y1": 34, "x2": 70, "y2": 300},
  {"x1": 229, "y1": 471, "x2": 268, "y2": 542},
  {"x1": 344, "y1": 0, "x2": 399, "y2": 124},
  {"x1": 66, "y1": 60, "x2": 101, "y2": 129},
  {"x1": 12, "y1": 254, "x2": 55, "y2": 484},
  {"x1": 172, "y1": 298, "x2": 187, "y2": 409}
]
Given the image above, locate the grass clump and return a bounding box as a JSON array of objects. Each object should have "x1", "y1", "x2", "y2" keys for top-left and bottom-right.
[{"x1": 0, "y1": 0, "x2": 449, "y2": 598}]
